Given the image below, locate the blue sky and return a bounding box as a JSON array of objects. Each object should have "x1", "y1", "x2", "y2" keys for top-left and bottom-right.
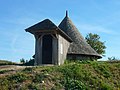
[{"x1": 0, "y1": 0, "x2": 120, "y2": 62}]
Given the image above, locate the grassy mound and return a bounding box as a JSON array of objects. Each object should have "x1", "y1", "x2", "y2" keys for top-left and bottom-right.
[
  {"x1": 0, "y1": 61, "x2": 120, "y2": 90},
  {"x1": 0, "y1": 60, "x2": 16, "y2": 66}
]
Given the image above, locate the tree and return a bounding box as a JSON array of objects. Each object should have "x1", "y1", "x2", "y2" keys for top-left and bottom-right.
[
  {"x1": 108, "y1": 56, "x2": 119, "y2": 61},
  {"x1": 20, "y1": 58, "x2": 25, "y2": 64},
  {"x1": 85, "y1": 33, "x2": 106, "y2": 56}
]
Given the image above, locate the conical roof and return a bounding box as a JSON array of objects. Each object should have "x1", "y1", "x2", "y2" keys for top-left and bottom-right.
[{"x1": 58, "y1": 11, "x2": 101, "y2": 58}]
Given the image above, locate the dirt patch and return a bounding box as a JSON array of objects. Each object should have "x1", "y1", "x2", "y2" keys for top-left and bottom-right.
[
  {"x1": 0, "y1": 65, "x2": 25, "y2": 70},
  {"x1": 0, "y1": 65, "x2": 33, "y2": 77},
  {"x1": 0, "y1": 65, "x2": 34, "y2": 70}
]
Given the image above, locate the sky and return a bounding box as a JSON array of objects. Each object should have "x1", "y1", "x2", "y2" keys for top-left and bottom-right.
[{"x1": 0, "y1": 0, "x2": 120, "y2": 62}]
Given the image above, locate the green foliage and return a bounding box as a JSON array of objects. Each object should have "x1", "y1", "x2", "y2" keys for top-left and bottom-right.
[
  {"x1": 27, "y1": 83, "x2": 39, "y2": 90},
  {"x1": 0, "y1": 61, "x2": 120, "y2": 89},
  {"x1": 85, "y1": 33, "x2": 106, "y2": 56},
  {"x1": 0, "y1": 60, "x2": 16, "y2": 65},
  {"x1": 92, "y1": 63, "x2": 112, "y2": 78},
  {"x1": 8, "y1": 73, "x2": 28, "y2": 83},
  {"x1": 20, "y1": 58, "x2": 25, "y2": 64},
  {"x1": 100, "y1": 82, "x2": 113, "y2": 90},
  {"x1": 0, "y1": 69, "x2": 13, "y2": 74},
  {"x1": 58, "y1": 63, "x2": 100, "y2": 89},
  {"x1": 0, "y1": 78, "x2": 9, "y2": 90},
  {"x1": 22, "y1": 67, "x2": 34, "y2": 73},
  {"x1": 20, "y1": 58, "x2": 34, "y2": 66},
  {"x1": 63, "y1": 77, "x2": 86, "y2": 90},
  {"x1": 24, "y1": 59, "x2": 34, "y2": 66},
  {"x1": 108, "y1": 56, "x2": 119, "y2": 61},
  {"x1": 33, "y1": 73, "x2": 45, "y2": 83}
]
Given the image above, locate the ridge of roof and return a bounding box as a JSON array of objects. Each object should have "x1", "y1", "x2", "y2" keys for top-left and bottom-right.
[
  {"x1": 25, "y1": 18, "x2": 72, "y2": 42},
  {"x1": 25, "y1": 19, "x2": 58, "y2": 33}
]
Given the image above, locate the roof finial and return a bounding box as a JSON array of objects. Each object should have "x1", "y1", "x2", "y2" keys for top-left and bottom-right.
[{"x1": 66, "y1": 10, "x2": 68, "y2": 17}]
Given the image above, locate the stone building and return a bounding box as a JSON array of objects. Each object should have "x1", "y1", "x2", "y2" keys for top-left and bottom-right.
[{"x1": 25, "y1": 11, "x2": 101, "y2": 65}]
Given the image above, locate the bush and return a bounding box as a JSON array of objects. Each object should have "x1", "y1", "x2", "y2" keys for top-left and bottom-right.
[
  {"x1": 24, "y1": 59, "x2": 34, "y2": 66},
  {"x1": 61, "y1": 77, "x2": 86, "y2": 90},
  {"x1": 108, "y1": 56, "x2": 119, "y2": 61}
]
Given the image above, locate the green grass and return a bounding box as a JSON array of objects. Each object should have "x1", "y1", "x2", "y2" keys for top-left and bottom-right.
[
  {"x1": 0, "y1": 60, "x2": 16, "y2": 65},
  {"x1": 0, "y1": 69, "x2": 14, "y2": 74},
  {"x1": 0, "y1": 60, "x2": 120, "y2": 90}
]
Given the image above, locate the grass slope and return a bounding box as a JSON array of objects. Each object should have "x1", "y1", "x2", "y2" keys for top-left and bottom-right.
[
  {"x1": 0, "y1": 60, "x2": 16, "y2": 65},
  {"x1": 0, "y1": 61, "x2": 120, "y2": 90}
]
